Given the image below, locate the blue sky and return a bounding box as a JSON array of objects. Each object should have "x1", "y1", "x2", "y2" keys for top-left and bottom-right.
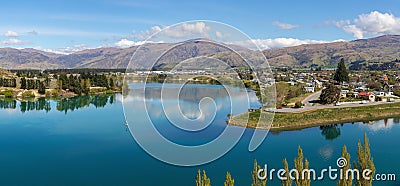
[{"x1": 1, "y1": 0, "x2": 399, "y2": 53}]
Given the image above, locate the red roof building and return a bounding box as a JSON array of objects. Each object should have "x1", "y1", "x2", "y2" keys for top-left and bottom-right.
[{"x1": 358, "y1": 92, "x2": 371, "y2": 97}]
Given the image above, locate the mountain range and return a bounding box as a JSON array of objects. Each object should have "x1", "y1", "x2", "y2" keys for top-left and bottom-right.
[{"x1": 0, "y1": 35, "x2": 399, "y2": 70}]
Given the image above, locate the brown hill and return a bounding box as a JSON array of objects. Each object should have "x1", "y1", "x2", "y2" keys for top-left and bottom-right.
[
  {"x1": 263, "y1": 35, "x2": 400, "y2": 67},
  {"x1": 0, "y1": 35, "x2": 399, "y2": 69}
]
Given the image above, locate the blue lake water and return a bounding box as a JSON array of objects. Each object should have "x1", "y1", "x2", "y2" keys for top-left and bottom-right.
[{"x1": 0, "y1": 84, "x2": 399, "y2": 185}]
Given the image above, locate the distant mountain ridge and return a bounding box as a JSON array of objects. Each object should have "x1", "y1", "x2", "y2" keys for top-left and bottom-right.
[
  {"x1": 0, "y1": 35, "x2": 399, "y2": 69},
  {"x1": 263, "y1": 35, "x2": 400, "y2": 68}
]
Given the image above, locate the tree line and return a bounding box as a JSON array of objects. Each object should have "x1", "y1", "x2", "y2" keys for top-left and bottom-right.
[
  {"x1": 0, "y1": 94, "x2": 115, "y2": 113},
  {"x1": 56, "y1": 73, "x2": 116, "y2": 95},
  {"x1": 0, "y1": 77, "x2": 17, "y2": 87}
]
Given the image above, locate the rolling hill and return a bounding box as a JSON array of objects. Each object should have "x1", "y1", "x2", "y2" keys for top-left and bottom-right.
[{"x1": 0, "y1": 35, "x2": 399, "y2": 69}]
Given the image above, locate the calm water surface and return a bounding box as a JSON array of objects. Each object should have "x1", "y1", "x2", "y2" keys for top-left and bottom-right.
[{"x1": 0, "y1": 84, "x2": 399, "y2": 185}]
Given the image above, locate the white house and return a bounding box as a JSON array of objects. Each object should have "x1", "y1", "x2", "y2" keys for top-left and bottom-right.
[
  {"x1": 313, "y1": 80, "x2": 323, "y2": 88},
  {"x1": 305, "y1": 87, "x2": 315, "y2": 93}
]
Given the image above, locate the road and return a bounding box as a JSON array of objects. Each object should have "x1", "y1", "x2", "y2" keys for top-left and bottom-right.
[
  {"x1": 269, "y1": 90, "x2": 400, "y2": 113},
  {"x1": 302, "y1": 90, "x2": 322, "y2": 107}
]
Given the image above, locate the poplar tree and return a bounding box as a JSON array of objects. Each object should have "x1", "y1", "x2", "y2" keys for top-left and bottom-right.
[
  {"x1": 109, "y1": 78, "x2": 115, "y2": 90},
  {"x1": 38, "y1": 81, "x2": 46, "y2": 94},
  {"x1": 337, "y1": 145, "x2": 352, "y2": 186},
  {"x1": 224, "y1": 172, "x2": 234, "y2": 186},
  {"x1": 294, "y1": 146, "x2": 311, "y2": 186},
  {"x1": 281, "y1": 158, "x2": 292, "y2": 186},
  {"x1": 195, "y1": 170, "x2": 211, "y2": 186},
  {"x1": 20, "y1": 77, "x2": 27, "y2": 89},
  {"x1": 251, "y1": 159, "x2": 266, "y2": 186},
  {"x1": 354, "y1": 133, "x2": 375, "y2": 186}
]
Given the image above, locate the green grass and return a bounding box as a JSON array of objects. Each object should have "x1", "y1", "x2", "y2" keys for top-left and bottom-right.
[
  {"x1": 229, "y1": 102, "x2": 400, "y2": 131},
  {"x1": 285, "y1": 92, "x2": 313, "y2": 104}
]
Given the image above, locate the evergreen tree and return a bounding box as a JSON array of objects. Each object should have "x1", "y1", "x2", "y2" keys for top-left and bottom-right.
[
  {"x1": 38, "y1": 81, "x2": 46, "y2": 94},
  {"x1": 337, "y1": 145, "x2": 352, "y2": 186},
  {"x1": 85, "y1": 79, "x2": 91, "y2": 94},
  {"x1": 195, "y1": 170, "x2": 211, "y2": 186},
  {"x1": 45, "y1": 76, "x2": 50, "y2": 87},
  {"x1": 35, "y1": 80, "x2": 40, "y2": 89},
  {"x1": 251, "y1": 159, "x2": 266, "y2": 186},
  {"x1": 333, "y1": 58, "x2": 349, "y2": 84},
  {"x1": 294, "y1": 146, "x2": 311, "y2": 186},
  {"x1": 58, "y1": 79, "x2": 63, "y2": 91},
  {"x1": 281, "y1": 158, "x2": 292, "y2": 186},
  {"x1": 109, "y1": 78, "x2": 115, "y2": 90},
  {"x1": 320, "y1": 83, "x2": 341, "y2": 104},
  {"x1": 354, "y1": 133, "x2": 375, "y2": 186},
  {"x1": 20, "y1": 77, "x2": 27, "y2": 89},
  {"x1": 224, "y1": 172, "x2": 234, "y2": 186}
]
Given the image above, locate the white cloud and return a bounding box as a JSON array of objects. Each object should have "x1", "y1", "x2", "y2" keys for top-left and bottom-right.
[
  {"x1": 36, "y1": 44, "x2": 91, "y2": 55},
  {"x1": 272, "y1": 21, "x2": 299, "y2": 30},
  {"x1": 114, "y1": 39, "x2": 136, "y2": 48},
  {"x1": 163, "y1": 22, "x2": 211, "y2": 38},
  {"x1": 1, "y1": 38, "x2": 28, "y2": 46},
  {"x1": 134, "y1": 26, "x2": 162, "y2": 40},
  {"x1": 134, "y1": 22, "x2": 212, "y2": 40},
  {"x1": 113, "y1": 39, "x2": 154, "y2": 48},
  {"x1": 215, "y1": 31, "x2": 229, "y2": 39},
  {"x1": 5, "y1": 31, "x2": 19, "y2": 37},
  {"x1": 342, "y1": 25, "x2": 364, "y2": 39},
  {"x1": 232, "y1": 38, "x2": 344, "y2": 50},
  {"x1": 332, "y1": 11, "x2": 400, "y2": 39}
]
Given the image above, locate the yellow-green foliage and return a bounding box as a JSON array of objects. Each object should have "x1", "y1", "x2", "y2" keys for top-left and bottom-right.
[
  {"x1": 337, "y1": 145, "x2": 352, "y2": 186},
  {"x1": 251, "y1": 159, "x2": 266, "y2": 186},
  {"x1": 354, "y1": 133, "x2": 375, "y2": 186},
  {"x1": 224, "y1": 172, "x2": 234, "y2": 186},
  {"x1": 294, "y1": 146, "x2": 311, "y2": 186},
  {"x1": 196, "y1": 170, "x2": 211, "y2": 186},
  {"x1": 281, "y1": 158, "x2": 292, "y2": 186},
  {"x1": 0, "y1": 89, "x2": 14, "y2": 97},
  {"x1": 22, "y1": 91, "x2": 35, "y2": 98}
]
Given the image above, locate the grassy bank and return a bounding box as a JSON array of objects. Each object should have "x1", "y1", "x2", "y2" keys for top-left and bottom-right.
[{"x1": 228, "y1": 102, "x2": 400, "y2": 131}]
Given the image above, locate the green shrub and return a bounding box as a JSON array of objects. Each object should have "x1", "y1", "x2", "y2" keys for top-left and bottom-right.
[
  {"x1": 45, "y1": 90, "x2": 51, "y2": 97},
  {"x1": 294, "y1": 101, "x2": 303, "y2": 108},
  {"x1": 52, "y1": 89, "x2": 59, "y2": 97},
  {"x1": 22, "y1": 91, "x2": 35, "y2": 98},
  {"x1": 105, "y1": 90, "x2": 114, "y2": 94},
  {"x1": 0, "y1": 89, "x2": 14, "y2": 98}
]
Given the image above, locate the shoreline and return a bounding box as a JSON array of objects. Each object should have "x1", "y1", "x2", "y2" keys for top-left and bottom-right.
[
  {"x1": 0, "y1": 87, "x2": 122, "y2": 99},
  {"x1": 228, "y1": 102, "x2": 400, "y2": 131}
]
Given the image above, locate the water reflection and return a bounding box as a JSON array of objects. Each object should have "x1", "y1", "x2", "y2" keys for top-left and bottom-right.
[
  {"x1": 0, "y1": 94, "x2": 116, "y2": 114},
  {"x1": 56, "y1": 94, "x2": 116, "y2": 114},
  {"x1": 20, "y1": 99, "x2": 51, "y2": 113},
  {"x1": 124, "y1": 83, "x2": 260, "y2": 146},
  {"x1": 360, "y1": 118, "x2": 400, "y2": 132},
  {"x1": 320, "y1": 124, "x2": 341, "y2": 140},
  {"x1": 0, "y1": 99, "x2": 17, "y2": 109}
]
